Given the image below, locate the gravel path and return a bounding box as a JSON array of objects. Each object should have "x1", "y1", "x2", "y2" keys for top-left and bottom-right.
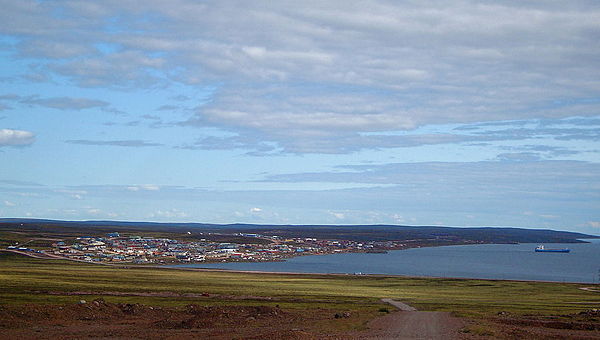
[
  {"x1": 356, "y1": 299, "x2": 465, "y2": 339},
  {"x1": 381, "y1": 298, "x2": 417, "y2": 311},
  {"x1": 580, "y1": 287, "x2": 600, "y2": 292}
]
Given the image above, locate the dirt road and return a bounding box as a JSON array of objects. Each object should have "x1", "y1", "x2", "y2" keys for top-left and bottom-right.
[
  {"x1": 364, "y1": 311, "x2": 465, "y2": 339},
  {"x1": 580, "y1": 287, "x2": 600, "y2": 292},
  {"x1": 381, "y1": 298, "x2": 417, "y2": 311},
  {"x1": 356, "y1": 299, "x2": 465, "y2": 339}
]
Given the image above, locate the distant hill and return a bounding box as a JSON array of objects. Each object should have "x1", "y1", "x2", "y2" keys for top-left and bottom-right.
[{"x1": 0, "y1": 218, "x2": 597, "y2": 244}]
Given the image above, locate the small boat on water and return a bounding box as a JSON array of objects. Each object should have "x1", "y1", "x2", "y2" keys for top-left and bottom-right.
[{"x1": 535, "y1": 245, "x2": 570, "y2": 253}]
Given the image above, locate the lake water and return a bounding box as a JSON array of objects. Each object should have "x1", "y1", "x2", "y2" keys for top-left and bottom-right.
[{"x1": 174, "y1": 240, "x2": 600, "y2": 283}]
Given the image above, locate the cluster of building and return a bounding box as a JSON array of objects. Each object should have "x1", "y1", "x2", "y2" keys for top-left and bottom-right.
[{"x1": 38, "y1": 232, "x2": 407, "y2": 264}]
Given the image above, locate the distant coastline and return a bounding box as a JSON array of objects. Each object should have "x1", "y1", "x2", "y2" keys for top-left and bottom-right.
[{"x1": 171, "y1": 241, "x2": 600, "y2": 284}]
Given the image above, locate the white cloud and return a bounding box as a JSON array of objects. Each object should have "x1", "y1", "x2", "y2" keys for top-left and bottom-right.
[
  {"x1": 588, "y1": 221, "x2": 600, "y2": 228},
  {"x1": 18, "y1": 39, "x2": 94, "y2": 59},
  {"x1": 16, "y1": 192, "x2": 41, "y2": 197},
  {"x1": 3, "y1": 200, "x2": 16, "y2": 207},
  {"x1": 391, "y1": 214, "x2": 405, "y2": 223},
  {"x1": 43, "y1": 48, "x2": 166, "y2": 87},
  {"x1": 82, "y1": 208, "x2": 117, "y2": 218},
  {"x1": 329, "y1": 211, "x2": 345, "y2": 220},
  {"x1": 150, "y1": 209, "x2": 188, "y2": 219},
  {"x1": 126, "y1": 184, "x2": 160, "y2": 191},
  {"x1": 0, "y1": 129, "x2": 35, "y2": 147},
  {"x1": 250, "y1": 207, "x2": 262, "y2": 213},
  {"x1": 20, "y1": 96, "x2": 109, "y2": 110},
  {"x1": 55, "y1": 189, "x2": 86, "y2": 200}
]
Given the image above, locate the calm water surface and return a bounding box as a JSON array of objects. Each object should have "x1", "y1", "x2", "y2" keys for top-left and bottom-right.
[{"x1": 174, "y1": 240, "x2": 600, "y2": 283}]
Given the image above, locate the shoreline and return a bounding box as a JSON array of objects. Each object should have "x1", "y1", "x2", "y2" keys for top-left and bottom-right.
[
  {"x1": 159, "y1": 265, "x2": 597, "y2": 285},
  {"x1": 4, "y1": 243, "x2": 599, "y2": 285}
]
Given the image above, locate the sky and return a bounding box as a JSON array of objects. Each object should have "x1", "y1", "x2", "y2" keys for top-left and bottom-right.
[{"x1": 0, "y1": 1, "x2": 599, "y2": 234}]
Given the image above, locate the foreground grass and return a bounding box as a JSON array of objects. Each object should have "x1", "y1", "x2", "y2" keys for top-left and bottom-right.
[{"x1": 1, "y1": 252, "x2": 599, "y2": 318}]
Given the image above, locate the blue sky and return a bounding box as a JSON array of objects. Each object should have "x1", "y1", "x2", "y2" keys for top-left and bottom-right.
[{"x1": 1, "y1": 1, "x2": 599, "y2": 234}]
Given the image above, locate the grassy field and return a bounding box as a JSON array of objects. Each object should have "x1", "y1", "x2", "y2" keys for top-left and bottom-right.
[{"x1": 1, "y1": 251, "x2": 600, "y2": 318}]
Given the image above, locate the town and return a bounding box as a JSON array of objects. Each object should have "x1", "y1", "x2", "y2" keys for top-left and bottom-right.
[{"x1": 8, "y1": 231, "x2": 409, "y2": 265}]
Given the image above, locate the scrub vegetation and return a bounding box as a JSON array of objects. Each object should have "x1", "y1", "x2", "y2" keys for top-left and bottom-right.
[{"x1": 2, "y1": 252, "x2": 599, "y2": 317}]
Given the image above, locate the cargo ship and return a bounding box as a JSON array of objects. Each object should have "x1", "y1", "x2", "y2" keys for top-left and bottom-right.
[{"x1": 534, "y1": 245, "x2": 570, "y2": 253}]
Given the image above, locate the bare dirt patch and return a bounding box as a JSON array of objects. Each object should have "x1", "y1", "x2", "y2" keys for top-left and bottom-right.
[
  {"x1": 461, "y1": 310, "x2": 600, "y2": 339},
  {"x1": 34, "y1": 289, "x2": 277, "y2": 301},
  {"x1": 4, "y1": 299, "x2": 599, "y2": 339},
  {"x1": 0, "y1": 300, "x2": 371, "y2": 339}
]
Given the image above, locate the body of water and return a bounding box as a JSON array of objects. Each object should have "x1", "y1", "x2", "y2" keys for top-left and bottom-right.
[{"x1": 174, "y1": 240, "x2": 600, "y2": 283}]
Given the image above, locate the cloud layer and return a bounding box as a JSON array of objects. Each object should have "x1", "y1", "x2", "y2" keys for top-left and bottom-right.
[
  {"x1": 2, "y1": 0, "x2": 599, "y2": 153},
  {"x1": 0, "y1": 129, "x2": 35, "y2": 147},
  {"x1": 65, "y1": 140, "x2": 162, "y2": 147}
]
